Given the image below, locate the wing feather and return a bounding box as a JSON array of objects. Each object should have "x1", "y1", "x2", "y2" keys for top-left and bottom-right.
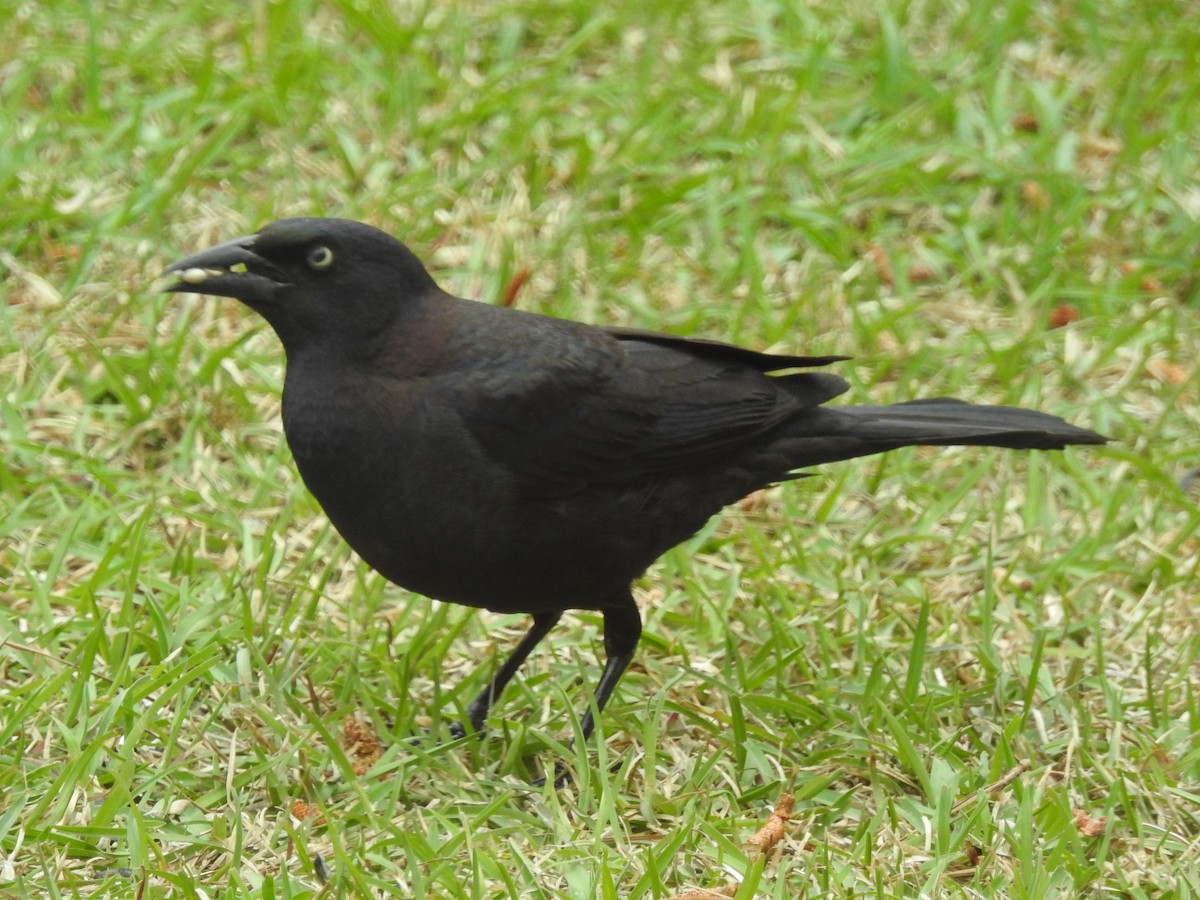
[{"x1": 449, "y1": 317, "x2": 848, "y2": 496}]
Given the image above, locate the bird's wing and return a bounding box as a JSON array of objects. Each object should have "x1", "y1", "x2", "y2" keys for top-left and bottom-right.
[
  {"x1": 603, "y1": 326, "x2": 849, "y2": 371},
  {"x1": 449, "y1": 320, "x2": 849, "y2": 496}
]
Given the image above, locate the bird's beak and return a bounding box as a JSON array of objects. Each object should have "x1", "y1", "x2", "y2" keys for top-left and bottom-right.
[{"x1": 163, "y1": 234, "x2": 291, "y2": 304}]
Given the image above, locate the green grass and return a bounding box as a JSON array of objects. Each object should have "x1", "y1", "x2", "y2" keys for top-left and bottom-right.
[{"x1": 3, "y1": 0, "x2": 1198, "y2": 896}]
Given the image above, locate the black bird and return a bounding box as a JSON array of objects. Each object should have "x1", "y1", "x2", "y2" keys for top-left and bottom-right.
[{"x1": 165, "y1": 217, "x2": 1104, "y2": 773}]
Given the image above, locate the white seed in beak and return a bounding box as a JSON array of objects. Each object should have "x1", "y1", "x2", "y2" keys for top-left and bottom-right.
[{"x1": 178, "y1": 267, "x2": 226, "y2": 284}]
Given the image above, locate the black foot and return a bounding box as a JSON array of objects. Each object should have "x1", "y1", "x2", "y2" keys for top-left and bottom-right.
[
  {"x1": 408, "y1": 719, "x2": 477, "y2": 747},
  {"x1": 530, "y1": 758, "x2": 622, "y2": 789},
  {"x1": 531, "y1": 760, "x2": 573, "y2": 789}
]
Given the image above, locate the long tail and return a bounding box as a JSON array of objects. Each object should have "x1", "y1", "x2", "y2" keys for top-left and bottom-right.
[{"x1": 777, "y1": 399, "x2": 1106, "y2": 470}]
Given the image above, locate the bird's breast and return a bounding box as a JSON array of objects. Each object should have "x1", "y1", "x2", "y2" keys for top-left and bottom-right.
[{"x1": 279, "y1": 373, "x2": 525, "y2": 599}]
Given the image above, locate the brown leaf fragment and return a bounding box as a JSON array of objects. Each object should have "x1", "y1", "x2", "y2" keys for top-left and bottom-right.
[
  {"x1": 290, "y1": 799, "x2": 326, "y2": 825},
  {"x1": 1146, "y1": 359, "x2": 1188, "y2": 385},
  {"x1": 908, "y1": 263, "x2": 936, "y2": 283},
  {"x1": 1139, "y1": 276, "x2": 1164, "y2": 294},
  {"x1": 342, "y1": 715, "x2": 384, "y2": 775},
  {"x1": 1048, "y1": 304, "x2": 1079, "y2": 329},
  {"x1": 745, "y1": 793, "x2": 794, "y2": 856},
  {"x1": 867, "y1": 243, "x2": 894, "y2": 287},
  {"x1": 1012, "y1": 113, "x2": 1040, "y2": 133},
  {"x1": 291, "y1": 800, "x2": 314, "y2": 819},
  {"x1": 500, "y1": 266, "x2": 532, "y2": 307},
  {"x1": 1020, "y1": 181, "x2": 1051, "y2": 211},
  {"x1": 1073, "y1": 808, "x2": 1106, "y2": 837}
]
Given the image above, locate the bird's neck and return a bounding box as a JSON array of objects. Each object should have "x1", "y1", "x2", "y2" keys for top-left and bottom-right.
[{"x1": 281, "y1": 292, "x2": 463, "y2": 381}]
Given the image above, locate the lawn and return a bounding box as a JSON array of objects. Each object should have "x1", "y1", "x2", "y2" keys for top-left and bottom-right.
[{"x1": 2, "y1": 0, "x2": 1198, "y2": 896}]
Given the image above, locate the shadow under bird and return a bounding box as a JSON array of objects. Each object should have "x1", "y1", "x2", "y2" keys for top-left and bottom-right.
[{"x1": 165, "y1": 217, "x2": 1105, "y2": 781}]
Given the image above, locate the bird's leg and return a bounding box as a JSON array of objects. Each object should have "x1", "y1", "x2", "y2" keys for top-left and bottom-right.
[
  {"x1": 578, "y1": 597, "x2": 642, "y2": 743},
  {"x1": 541, "y1": 596, "x2": 642, "y2": 787},
  {"x1": 452, "y1": 610, "x2": 562, "y2": 738}
]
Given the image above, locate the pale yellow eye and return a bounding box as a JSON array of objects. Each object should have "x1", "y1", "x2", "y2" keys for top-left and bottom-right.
[{"x1": 306, "y1": 245, "x2": 334, "y2": 270}]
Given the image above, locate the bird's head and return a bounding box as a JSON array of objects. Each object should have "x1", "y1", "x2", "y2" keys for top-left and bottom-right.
[{"x1": 163, "y1": 217, "x2": 439, "y2": 354}]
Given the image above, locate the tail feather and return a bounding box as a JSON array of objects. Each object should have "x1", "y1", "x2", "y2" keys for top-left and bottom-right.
[
  {"x1": 774, "y1": 399, "x2": 1106, "y2": 471},
  {"x1": 835, "y1": 399, "x2": 1107, "y2": 450}
]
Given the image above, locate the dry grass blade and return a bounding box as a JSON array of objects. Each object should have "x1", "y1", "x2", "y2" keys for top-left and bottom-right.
[{"x1": 665, "y1": 885, "x2": 738, "y2": 900}]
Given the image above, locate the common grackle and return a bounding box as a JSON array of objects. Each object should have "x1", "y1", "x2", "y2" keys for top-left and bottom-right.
[{"x1": 165, "y1": 217, "x2": 1105, "y2": 780}]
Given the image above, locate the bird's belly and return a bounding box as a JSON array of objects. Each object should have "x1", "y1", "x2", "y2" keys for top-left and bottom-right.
[
  {"x1": 282, "y1": 399, "x2": 621, "y2": 612},
  {"x1": 316, "y1": 476, "x2": 638, "y2": 613}
]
